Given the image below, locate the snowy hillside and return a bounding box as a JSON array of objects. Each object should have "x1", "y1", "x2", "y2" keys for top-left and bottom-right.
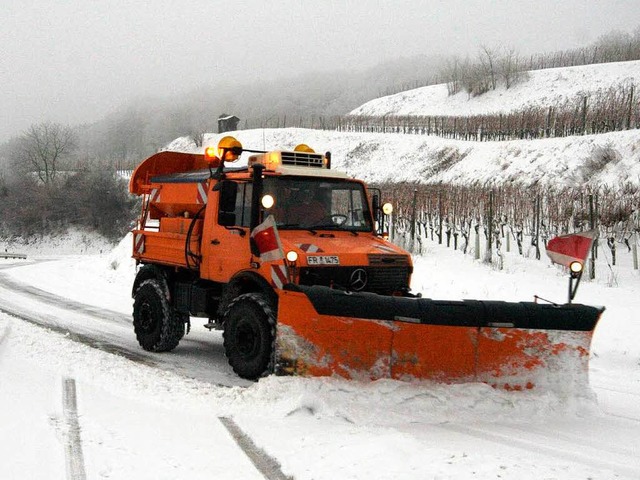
[
  {"x1": 160, "y1": 61, "x2": 640, "y2": 188},
  {"x1": 350, "y1": 60, "x2": 640, "y2": 117},
  {"x1": 167, "y1": 127, "x2": 640, "y2": 187}
]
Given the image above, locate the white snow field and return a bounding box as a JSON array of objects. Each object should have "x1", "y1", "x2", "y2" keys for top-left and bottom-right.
[
  {"x1": 2, "y1": 59, "x2": 639, "y2": 479},
  {"x1": 1, "y1": 227, "x2": 639, "y2": 479}
]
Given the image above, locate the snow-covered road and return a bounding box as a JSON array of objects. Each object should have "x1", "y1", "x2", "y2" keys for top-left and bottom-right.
[
  {"x1": 1, "y1": 236, "x2": 640, "y2": 479},
  {"x1": 0, "y1": 267, "x2": 248, "y2": 387}
]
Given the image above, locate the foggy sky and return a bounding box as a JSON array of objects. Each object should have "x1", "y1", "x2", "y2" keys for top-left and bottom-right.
[{"x1": 1, "y1": 0, "x2": 639, "y2": 141}]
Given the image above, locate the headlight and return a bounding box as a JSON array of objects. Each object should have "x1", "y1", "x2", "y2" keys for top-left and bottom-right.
[
  {"x1": 286, "y1": 250, "x2": 299, "y2": 263},
  {"x1": 569, "y1": 261, "x2": 583, "y2": 274},
  {"x1": 261, "y1": 194, "x2": 275, "y2": 209},
  {"x1": 382, "y1": 202, "x2": 393, "y2": 215}
]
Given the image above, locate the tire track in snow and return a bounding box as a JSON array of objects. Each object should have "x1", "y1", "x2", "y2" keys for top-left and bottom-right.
[
  {"x1": 62, "y1": 377, "x2": 87, "y2": 480},
  {"x1": 0, "y1": 301, "x2": 156, "y2": 366},
  {"x1": 219, "y1": 417, "x2": 293, "y2": 480},
  {"x1": 0, "y1": 270, "x2": 247, "y2": 387},
  {"x1": 0, "y1": 273, "x2": 130, "y2": 326},
  {"x1": 0, "y1": 318, "x2": 11, "y2": 362}
]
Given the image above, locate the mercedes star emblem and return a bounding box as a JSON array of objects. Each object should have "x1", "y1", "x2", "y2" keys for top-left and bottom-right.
[{"x1": 349, "y1": 268, "x2": 368, "y2": 291}]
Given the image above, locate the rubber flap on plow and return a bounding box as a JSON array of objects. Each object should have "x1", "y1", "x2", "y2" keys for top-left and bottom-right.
[{"x1": 275, "y1": 285, "x2": 604, "y2": 390}]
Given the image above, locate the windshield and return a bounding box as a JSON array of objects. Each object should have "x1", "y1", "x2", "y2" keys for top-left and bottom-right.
[{"x1": 261, "y1": 177, "x2": 373, "y2": 232}]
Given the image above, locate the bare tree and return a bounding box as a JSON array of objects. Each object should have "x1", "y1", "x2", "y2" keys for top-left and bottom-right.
[
  {"x1": 499, "y1": 47, "x2": 529, "y2": 89},
  {"x1": 14, "y1": 122, "x2": 77, "y2": 185},
  {"x1": 462, "y1": 61, "x2": 491, "y2": 98},
  {"x1": 479, "y1": 45, "x2": 499, "y2": 91},
  {"x1": 443, "y1": 56, "x2": 466, "y2": 96},
  {"x1": 191, "y1": 131, "x2": 205, "y2": 147}
]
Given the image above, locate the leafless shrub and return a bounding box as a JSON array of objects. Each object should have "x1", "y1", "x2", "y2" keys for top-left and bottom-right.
[
  {"x1": 425, "y1": 146, "x2": 466, "y2": 176},
  {"x1": 578, "y1": 143, "x2": 621, "y2": 181}
]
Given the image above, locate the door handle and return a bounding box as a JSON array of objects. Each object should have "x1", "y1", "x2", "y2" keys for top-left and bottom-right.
[{"x1": 211, "y1": 239, "x2": 220, "y2": 245}]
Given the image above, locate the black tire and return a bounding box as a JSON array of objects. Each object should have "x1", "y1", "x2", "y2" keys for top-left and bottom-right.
[
  {"x1": 222, "y1": 293, "x2": 275, "y2": 380},
  {"x1": 174, "y1": 311, "x2": 189, "y2": 340},
  {"x1": 133, "y1": 279, "x2": 184, "y2": 352}
]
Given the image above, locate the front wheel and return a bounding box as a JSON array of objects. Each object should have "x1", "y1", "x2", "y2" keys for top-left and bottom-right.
[
  {"x1": 133, "y1": 279, "x2": 185, "y2": 352},
  {"x1": 222, "y1": 293, "x2": 275, "y2": 380}
]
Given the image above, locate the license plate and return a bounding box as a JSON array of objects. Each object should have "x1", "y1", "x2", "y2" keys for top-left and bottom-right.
[{"x1": 307, "y1": 255, "x2": 340, "y2": 265}]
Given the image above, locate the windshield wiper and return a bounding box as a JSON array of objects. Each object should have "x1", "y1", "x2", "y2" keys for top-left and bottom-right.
[
  {"x1": 278, "y1": 223, "x2": 317, "y2": 235},
  {"x1": 310, "y1": 224, "x2": 360, "y2": 235}
]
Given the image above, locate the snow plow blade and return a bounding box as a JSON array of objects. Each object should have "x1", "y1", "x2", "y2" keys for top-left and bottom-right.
[{"x1": 275, "y1": 285, "x2": 604, "y2": 390}]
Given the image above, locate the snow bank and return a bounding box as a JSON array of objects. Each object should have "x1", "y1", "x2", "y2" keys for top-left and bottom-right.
[{"x1": 0, "y1": 228, "x2": 116, "y2": 256}]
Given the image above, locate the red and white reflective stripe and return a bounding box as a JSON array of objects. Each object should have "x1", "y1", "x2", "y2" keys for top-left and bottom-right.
[
  {"x1": 375, "y1": 244, "x2": 396, "y2": 253},
  {"x1": 271, "y1": 265, "x2": 288, "y2": 289},
  {"x1": 196, "y1": 182, "x2": 208, "y2": 204},
  {"x1": 149, "y1": 188, "x2": 161, "y2": 203},
  {"x1": 141, "y1": 188, "x2": 161, "y2": 229},
  {"x1": 134, "y1": 233, "x2": 145, "y2": 254},
  {"x1": 296, "y1": 243, "x2": 324, "y2": 253}
]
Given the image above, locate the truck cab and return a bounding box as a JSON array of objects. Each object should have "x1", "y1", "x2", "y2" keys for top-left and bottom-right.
[{"x1": 128, "y1": 138, "x2": 410, "y2": 378}]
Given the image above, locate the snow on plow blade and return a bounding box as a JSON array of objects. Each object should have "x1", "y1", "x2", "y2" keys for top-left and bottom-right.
[{"x1": 275, "y1": 285, "x2": 604, "y2": 390}]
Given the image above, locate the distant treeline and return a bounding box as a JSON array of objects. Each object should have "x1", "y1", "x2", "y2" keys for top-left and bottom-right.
[{"x1": 0, "y1": 169, "x2": 136, "y2": 241}]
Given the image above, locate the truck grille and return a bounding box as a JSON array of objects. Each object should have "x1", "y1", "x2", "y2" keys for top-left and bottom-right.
[
  {"x1": 281, "y1": 151, "x2": 324, "y2": 168},
  {"x1": 367, "y1": 254, "x2": 410, "y2": 266},
  {"x1": 298, "y1": 266, "x2": 411, "y2": 295}
]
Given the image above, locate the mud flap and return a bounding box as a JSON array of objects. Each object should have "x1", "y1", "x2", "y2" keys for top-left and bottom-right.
[{"x1": 275, "y1": 285, "x2": 603, "y2": 389}]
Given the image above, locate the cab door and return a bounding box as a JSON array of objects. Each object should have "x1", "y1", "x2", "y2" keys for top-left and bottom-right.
[{"x1": 206, "y1": 180, "x2": 253, "y2": 282}]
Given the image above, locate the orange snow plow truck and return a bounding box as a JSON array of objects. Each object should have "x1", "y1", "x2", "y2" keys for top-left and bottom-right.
[{"x1": 129, "y1": 137, "x2": 604, "y2": 390}]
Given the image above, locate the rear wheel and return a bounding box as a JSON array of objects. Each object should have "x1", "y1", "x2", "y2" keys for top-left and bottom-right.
[
  {"x1": 222, "y1": 293, "x2": 275, "y2": 380},
  {"x1": 133, "y1": 279, "x2": 184, "y2": 352}
]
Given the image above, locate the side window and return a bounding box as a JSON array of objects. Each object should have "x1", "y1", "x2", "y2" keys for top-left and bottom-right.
[
  {"x1": 235, "y1": 183, "x2": 252, "y2": 227},
  {"x1": 218, "y1": 181, "x2": 252, "y2": 227}
]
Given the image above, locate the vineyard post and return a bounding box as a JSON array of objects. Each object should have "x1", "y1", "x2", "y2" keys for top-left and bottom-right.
[
  {"x1": 607, "y1": 236, "x2": 616, "y2": 266},
  {"x1": 389, "y1": 188, "x2": 395, "y2": 243},
  {"x1": 533, "y1": 195, "x2": 541, "y2": 260},
  {"x1": 438, "y1": 190, "x2": 443, "y2": 245},
  {"x1": 582, "y1": 95, "x2": 588, "y2": 135},
  {"x1": 627, "y1": 84, "x2": 634, "y2": 130},
  {"x1": 633, "y1": 233, "x2": 639, "y2": 270},
  {"x1": 452, "y1": 193, "x2": 458, "y2": 249},
  {"x1": 410, "y1": 188, "x2": 417, "y2": 252},
  {"x1": 589, "y1": 194, "x2": 596, "y2": 279},
  {"x1": 485, "y1": 190, "x2": 494, "y2": 264},
  {"x1": 475, "y1": 222, "x2": 481, "y2": 260}
]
